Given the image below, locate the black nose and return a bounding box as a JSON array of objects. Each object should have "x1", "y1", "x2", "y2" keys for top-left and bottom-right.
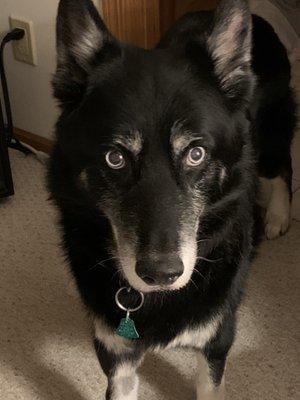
[{"x1": 135, "y1": 256, "x2": 184, "y2": 286}]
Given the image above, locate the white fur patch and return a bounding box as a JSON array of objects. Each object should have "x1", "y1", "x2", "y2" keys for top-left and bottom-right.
[
  {"x1": 208, "y1": 6, "x2": 251, "y2": 93},
  {"x1": 196, "y1": 353, "x2": 225, "y2": 400},
  {"x1": 210, "y1": 13, "x2": 244, "y2": 65},
  {"x1": 165, "y1": 313, "x2": 223, "y2": 350},
  {"x1": 264, "y1": 176, "x2": 291, "y2": 239},
  {"x1": 172, "y1": 134, "x2": 203, "y2": 156},
  {"x1": 169, "y1": 200, "x2": 203, "y2": 291},
  {"x1": 219, "y1": 167, "x2": 227, "y2": 185},
  {"x1": 172, "y1": 230, "x2": 198, "y2": 291},
  {"x1": 170, "y1": 121, "x2": 202, "y2": 156},
  {"x1": 94, "y1": 317, "x2": 134, "y2": 355},
  {"x1": 71, "y1": 18, "x2": 103, "y2": 68},
  {"x1": 114, "y1": 131, "x2": 143, "y2": 156},
  {"x1": 79, "y1": 169, "x2": 89, "y2": 189},
  {"x1": 111, "y1": 362, "x2": 139, "y2": 400}
]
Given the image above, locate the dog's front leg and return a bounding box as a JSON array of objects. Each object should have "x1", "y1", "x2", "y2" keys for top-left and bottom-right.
[
  {"x1": 195, "y1": 317, "x2": 235, "y2": 400},
  {"x1": 196, "y1": 352, "x2": 226, "y2": 400},
  {"x1": 94, "y1": 337, "x2": 143, "y2": 400}
]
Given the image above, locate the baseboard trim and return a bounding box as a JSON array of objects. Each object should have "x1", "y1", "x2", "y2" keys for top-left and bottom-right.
[{"x1": 13, "y1": 128, "x2": 54, "y2": 154}]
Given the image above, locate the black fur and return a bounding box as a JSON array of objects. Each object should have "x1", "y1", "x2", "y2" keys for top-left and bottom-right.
[{"x1": 48, "y1": 0, "x2": 296, "y2": 396}]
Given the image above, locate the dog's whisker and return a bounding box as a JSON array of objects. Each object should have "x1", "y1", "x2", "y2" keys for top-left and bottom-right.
[
  {"x1": 190, "y1": 277, "x2": 199, "y2": 290},
  {"x1": 197, "y1": 256, "x2": 223, "y2": 263},
  {"x1": 193, "y1": 268, "x2": 205, "y2": 280},
  {"x1": 197, "y1": 238, "x2": 209, "y2": 244},
  {"x1": 88, "y1": 256, "x2": 118, "y2": 271},
  {"x1": 110, "y1": 268, "x2": 122, "y2": 282}
]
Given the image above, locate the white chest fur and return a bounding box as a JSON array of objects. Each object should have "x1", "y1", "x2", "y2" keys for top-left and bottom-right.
[
  {"x1": 94, "y1": 312, "x2": 223, "y2": 355},
  {"x1": 154, "y1": 313, "x2": 223, "y2": 352}
]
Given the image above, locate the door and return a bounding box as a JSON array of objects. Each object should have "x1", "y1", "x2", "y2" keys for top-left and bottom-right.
[{"x1": 101, "y1": 0, "x2": 218, "y2": 48}]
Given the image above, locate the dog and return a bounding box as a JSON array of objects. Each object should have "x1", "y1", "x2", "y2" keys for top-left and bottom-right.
[{"x1": 48, "y1": 0, "x2": 296, "y2": 398}]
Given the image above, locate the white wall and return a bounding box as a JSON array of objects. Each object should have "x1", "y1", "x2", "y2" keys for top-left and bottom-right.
[{"x1": 0, "y1": 0, "x2": 100, "y2": 140}]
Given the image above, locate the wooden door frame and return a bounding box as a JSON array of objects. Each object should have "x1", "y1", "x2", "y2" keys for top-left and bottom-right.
[{"x1": 101, "y1": 0, "x2": 161, "y2": 48}]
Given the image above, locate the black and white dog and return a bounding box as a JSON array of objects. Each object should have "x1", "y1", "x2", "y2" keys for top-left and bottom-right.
[{"x1": 48, "y1": 0, "x2": 296, "y2": 398}]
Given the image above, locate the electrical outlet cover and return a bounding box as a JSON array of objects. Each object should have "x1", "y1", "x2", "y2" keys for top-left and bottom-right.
[{"x1": 9, "y1": 16, "x2": 37, "y2": 66}]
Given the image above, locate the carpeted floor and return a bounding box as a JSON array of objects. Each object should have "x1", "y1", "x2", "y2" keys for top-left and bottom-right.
[{"x1": 0, "y1": 65, "x2": 300, "y2": 400}]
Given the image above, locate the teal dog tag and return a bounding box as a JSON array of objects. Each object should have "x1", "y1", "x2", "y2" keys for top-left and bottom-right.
[
  {"x1": 116, "y1": 316, "x2": 140, "y2": 340},
  {"x1": 115, "y1": 287, "x2": 144, "y2": 340}
]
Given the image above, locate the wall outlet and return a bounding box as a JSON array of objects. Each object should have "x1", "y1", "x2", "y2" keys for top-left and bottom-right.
[{"x1": 9, "y1": 17, "x2": 37, "y2": 66}]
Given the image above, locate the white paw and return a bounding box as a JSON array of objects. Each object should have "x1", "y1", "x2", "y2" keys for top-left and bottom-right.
[
  {"x1": 265, "y1": 211, "x2": 290, "y2": 240},
  {"x1": 262, "y1": 176, "x2": 291, "y2": 240}
]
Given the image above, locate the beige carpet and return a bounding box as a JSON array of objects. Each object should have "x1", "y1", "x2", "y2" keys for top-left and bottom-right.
[{"x1": 0, "y1": 62, "x2": 300, "y2": 398}]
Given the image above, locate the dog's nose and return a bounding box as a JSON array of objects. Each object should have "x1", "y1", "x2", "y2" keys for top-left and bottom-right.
[{"x1": 135, "y1": 257, "x2": 184, "y2": 286}]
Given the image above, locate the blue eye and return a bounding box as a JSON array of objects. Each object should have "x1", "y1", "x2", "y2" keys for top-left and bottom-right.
[
  {"x1": 105, "y1": 150, "x2": 126, "y2": 169},
  {"x1": 185, "y1": 147, "x2": 205, "y2": 167}
]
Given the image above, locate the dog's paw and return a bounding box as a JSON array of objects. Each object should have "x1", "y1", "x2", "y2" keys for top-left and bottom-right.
[
  {"x1": 265, "y1": 210, "x2": 291, "y2": 240},
  {"x1": 262, "y1": 176, "x2": 291, "y2": 240}
]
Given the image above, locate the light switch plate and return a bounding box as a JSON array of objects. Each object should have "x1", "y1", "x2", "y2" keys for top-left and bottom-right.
[{"x1": 9, "y1": 16, "x2": 37, "y2": 65}]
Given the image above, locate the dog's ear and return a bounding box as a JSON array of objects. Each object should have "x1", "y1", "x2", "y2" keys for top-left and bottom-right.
[
  {"x1": 53, "y1": 0, "x2": 120, "y2": 109},
  {"x1": 207, "y1": 0, "x2": 254, "y2": 106}
]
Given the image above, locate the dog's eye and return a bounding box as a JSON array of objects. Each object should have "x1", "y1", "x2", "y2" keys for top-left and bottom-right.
[
  {"x1": 105, "y1": 150, "x2": 126, "y2": 169},
  {"x1": 185, "y1": 147, "x2": 205, "y2": 167}
]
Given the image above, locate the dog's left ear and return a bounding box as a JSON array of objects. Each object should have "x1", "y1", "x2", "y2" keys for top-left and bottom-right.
[
  {"x1": 53, "y1": 0, "x2": 121, "y2": 109},
  {"x1": 207, "y1": 0, "x2": 255, "y2": 106}
]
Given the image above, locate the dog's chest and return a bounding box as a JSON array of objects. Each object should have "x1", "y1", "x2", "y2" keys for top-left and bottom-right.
[
  {"x1": 94, "y1": 313, "x2": 222, "y2": 355},
  {"x1": 154, "y1": 314, "x2": 222, "y2": 351}
]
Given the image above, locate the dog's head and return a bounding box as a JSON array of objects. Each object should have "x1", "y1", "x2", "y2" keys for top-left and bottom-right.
[{"x1": 53, "y1": 0, "x2": 254, "y2": 293}]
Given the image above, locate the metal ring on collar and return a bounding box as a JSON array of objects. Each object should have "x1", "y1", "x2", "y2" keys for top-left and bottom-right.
[{"x1": 115, "y1": 287, "x2": 145, "y2": 313}]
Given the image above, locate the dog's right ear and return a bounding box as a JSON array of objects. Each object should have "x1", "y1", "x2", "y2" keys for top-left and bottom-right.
[
  {"x1": 53, "y1": 0, "x2": 120, "y2": 109},
  {"x1": 207, "y1": 0, "x2": 254, "y2": 107}
]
